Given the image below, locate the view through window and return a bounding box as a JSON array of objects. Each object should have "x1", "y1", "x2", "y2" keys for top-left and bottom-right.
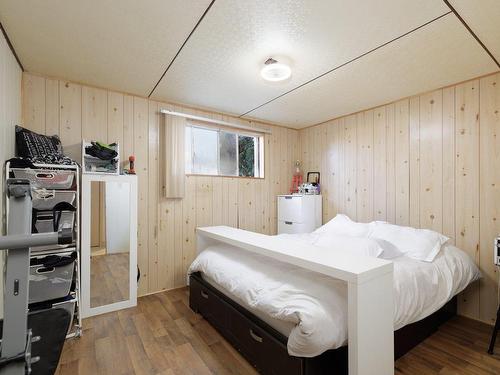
[{"x1": 185, "y1": 124, "x2": 263, "y2": 178}]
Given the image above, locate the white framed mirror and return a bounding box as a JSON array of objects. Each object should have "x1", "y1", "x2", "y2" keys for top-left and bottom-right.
[{"x1": 81, "y1": 174, "x2": 137, "y2": 318}]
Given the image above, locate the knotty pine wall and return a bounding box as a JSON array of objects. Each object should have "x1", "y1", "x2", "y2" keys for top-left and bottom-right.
[
  {"x1": 298, "y1": 72, "x2": 500, "y2": 325},
  {"x1": 22, "y1": 72, "x2": 299, "y2": 296}
]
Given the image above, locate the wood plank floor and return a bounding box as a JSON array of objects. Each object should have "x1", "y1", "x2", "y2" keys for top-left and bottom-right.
[{"x1": 56, "y1": 287, "x2": 500, "y2": 375}]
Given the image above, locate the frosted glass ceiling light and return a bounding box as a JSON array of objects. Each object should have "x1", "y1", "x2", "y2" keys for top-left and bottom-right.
[{"x1": 260, "y1": 58, "x2": 291, "y2": 82}]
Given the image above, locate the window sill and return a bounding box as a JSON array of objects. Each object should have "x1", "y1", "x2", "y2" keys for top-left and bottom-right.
[{"x1": 186, "y1": 173, "x2": 265, "y2": 180}]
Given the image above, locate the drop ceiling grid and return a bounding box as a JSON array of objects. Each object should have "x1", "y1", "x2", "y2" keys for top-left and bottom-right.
[
  {"x1": 244, "y1": 14, "x2": 498, "y2": 127},
  {"x1": 0, "y1": 0, "x2": 212, "y2": 96},
  {"x1": 151, "y1": 0, "x2": 449, "y2": 116}
]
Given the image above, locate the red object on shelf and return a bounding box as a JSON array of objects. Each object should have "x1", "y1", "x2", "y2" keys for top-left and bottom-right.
[
  {"x1": 129, "y1": 155, "x2": 136, "y2": 174},
  {"x1": 290, "y1": 160, "x2": 303, "y2": 194}
]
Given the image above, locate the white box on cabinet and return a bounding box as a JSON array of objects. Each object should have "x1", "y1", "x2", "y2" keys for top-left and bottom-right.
[{"x1": 277, "y1": 195, "x2": 322, "y2": 234}]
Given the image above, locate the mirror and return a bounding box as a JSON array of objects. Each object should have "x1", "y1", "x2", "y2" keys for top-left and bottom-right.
[{"x1": 89, "y1": 181, "x2": 131, "y2": 308}]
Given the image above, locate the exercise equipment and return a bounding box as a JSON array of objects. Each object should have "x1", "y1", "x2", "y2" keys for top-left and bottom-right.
[{"x1": 0, "y1": 179, "x2": 72, "y2": 375}]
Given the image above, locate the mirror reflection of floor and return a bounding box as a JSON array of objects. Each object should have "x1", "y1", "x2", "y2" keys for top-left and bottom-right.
[
  {"x1": 91, "y1": 247, "x2": 106, "y2": 256},
  {"x1": 90, "y1": 251, "x2": 130, "y2": 308}
]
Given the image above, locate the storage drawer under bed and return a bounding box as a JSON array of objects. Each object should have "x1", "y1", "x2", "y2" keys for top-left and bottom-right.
[
  {"x1": 226, "y1": 305, "x2": 303, "y2": 375},
  {"x1": 189, "y1": 273, "x2": 304, "y2": 375},
  {"x1": 189, "y1": 274, "x2": 228, "y2": 333}
]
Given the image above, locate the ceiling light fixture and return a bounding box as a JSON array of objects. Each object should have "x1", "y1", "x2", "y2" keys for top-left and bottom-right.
[{"x1": 260, "y1": 58, "x2": 291, "y2": 82}]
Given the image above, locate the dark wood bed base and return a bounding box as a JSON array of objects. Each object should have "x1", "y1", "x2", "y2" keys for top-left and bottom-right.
[{"x1": 189, "y1": 272, "x2": 457, "y2": 375}]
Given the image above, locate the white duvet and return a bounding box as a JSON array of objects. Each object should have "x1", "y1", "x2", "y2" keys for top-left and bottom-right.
[{"x1": 188, "y1": 235, "x2": 480, "y2": 357}]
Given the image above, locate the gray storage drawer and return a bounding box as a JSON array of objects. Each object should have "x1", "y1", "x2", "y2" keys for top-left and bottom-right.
[
  {"x1": 29, "y1": 251, "x2": 76, "y2": 304},
  {"x1": 32, "y1": 190, "x2": 76, "y2": 211},
  {"x1": 53, "y1": 296, "x2": 76, "y2": 334},
  {"x1": 29, "y1": 294, "x2": 77, "y2": 335},
  {"x1": 10, "y1": 168, "x2": 75, "y2": 189},
  {"x1": 33, "y1": 211, "x2": 75, "y2": 234}
]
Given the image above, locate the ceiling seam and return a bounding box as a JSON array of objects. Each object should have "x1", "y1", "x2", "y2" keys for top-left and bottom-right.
[
  {"x1": 442, "y1": 0, "x2": 500, "y2": 68},
  {"x1": 147, "y1": 0, "x2": 216, "y2": 98},
  {"x1": 0, "y1": 21, "x2": 24, "y2": 71},
  {"x1": 238, "y1": 11, "x2": 452, "y2": 118}
]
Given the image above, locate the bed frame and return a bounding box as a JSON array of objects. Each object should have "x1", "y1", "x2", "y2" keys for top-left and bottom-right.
[
  {"x1": 193, "y1": 226, "x2": 457, "y2": 375},
  {"x1": 190, "y1": 271, "x2": 457, "y2": 375}
]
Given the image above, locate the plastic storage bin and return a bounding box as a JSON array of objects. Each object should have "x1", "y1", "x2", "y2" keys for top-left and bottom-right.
[
  {"x1": 29, "y1": 294, "x2": 77, "y2": 335},
  {"x1": 33, "y1": 210, "x2": 75, "y2": 234},
  {"x1": 29, "y1": 251, "x2": 76, "y2": 304},
  {"x1": 32, "y1": 190, "x2": 76, "y2": 210},
  {"x1": 10, "y1": 168, "x2": 75, "y2": 189},
  {"x1": 82, "y1": 140, "x2": 120, "y2": 175},
  {"x1": 33, "y1": 200, "x2": 76, "y2": 233}
]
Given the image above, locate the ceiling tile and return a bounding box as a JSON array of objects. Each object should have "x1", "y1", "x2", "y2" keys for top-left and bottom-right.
[
  {"x1": 245, "y1": 14, "x2": 498, "y2": 128},
  {"x1": 0, "y1": 0, "x2": 212, "y2": 96},
  {"x1": 449, "y1": 0, "x2": 500, "y2": 64},
  {"x1": 151, "y1": 0, "x2": 449, "y2": 115}
]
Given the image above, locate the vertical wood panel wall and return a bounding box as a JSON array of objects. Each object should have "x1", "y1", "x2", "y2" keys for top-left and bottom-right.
[
  {"x1": 0, "y1": 31, "x2": 22, "y2": 317},
  {"x1": 21, "y1": 72, "x2": 299, "y2": 296},
  {"x1": 299, "y1": 72, "x2": 500, "y2": 325}
]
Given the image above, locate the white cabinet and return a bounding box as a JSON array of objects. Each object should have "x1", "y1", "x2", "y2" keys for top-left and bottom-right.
[{"x1": 277, "y1": 195, "x2": 322, "y2": 234}]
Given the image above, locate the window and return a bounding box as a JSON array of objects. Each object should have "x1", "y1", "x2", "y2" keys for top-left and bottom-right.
[{"x1": 185, "y1": 124, "x2": 264, "y2": 178}]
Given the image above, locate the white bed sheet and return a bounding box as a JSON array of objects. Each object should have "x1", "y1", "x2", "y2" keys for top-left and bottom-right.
[{"x1": 188, "y1": 238, "x2": 480, "y2": 357}]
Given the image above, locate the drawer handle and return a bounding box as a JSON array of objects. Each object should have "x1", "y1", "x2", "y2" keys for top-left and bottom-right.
[
  {"x1": 284, "y1": 221, "x2": 293, "y2": 225},
  {"x1": 249, "y1": 329, "x2": 263, "y2": 343},
  {"x1": 35, "y1": 173, "x2": 55, "y2": 180},
  {"x1": 36, "y1": 266, "x2": 55, "y2": 274},
  {"x1": 200, "y1": 290, "x2": 209, "y2": 299}
]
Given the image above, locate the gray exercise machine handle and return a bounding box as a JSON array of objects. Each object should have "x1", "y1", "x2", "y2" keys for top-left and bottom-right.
[
  {"x1": 0, "y1": 229, "x2": 73, "y2": 251},
  {"x1": 0, "y1": 179, "x2": 71, "y2": 375}
]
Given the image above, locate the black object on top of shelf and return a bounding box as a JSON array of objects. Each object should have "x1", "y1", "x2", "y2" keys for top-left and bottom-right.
[
  {"x1": 85, "y1": 141, "x2": 118, "y2": 160},
  {"x1": 15, "y1": 126, "x2": 77, "y2": 166},
  {"x1": 307, "y1": 172, "x2": 320, "y2": 185}
]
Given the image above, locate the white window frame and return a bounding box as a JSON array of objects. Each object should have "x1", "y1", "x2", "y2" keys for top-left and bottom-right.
[{"x1": 186, "y1": 122, "x2": 265, "y2": 178}]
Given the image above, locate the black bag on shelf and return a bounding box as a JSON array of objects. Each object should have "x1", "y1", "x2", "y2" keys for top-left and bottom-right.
[
  {"x1": 15, "y1": 125, "x2": 63, "y2": 158},
  {"x1": 15, "y1": 126, "x2": 76, "y2": 165}
]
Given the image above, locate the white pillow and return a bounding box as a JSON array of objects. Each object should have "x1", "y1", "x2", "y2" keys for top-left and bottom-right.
[
  {"x1": 314, "y1": 214, "x2": 371, "y2": 237},
  {"x1": 368, "y1": 222, "x2": 449, "y2": 262},
  {"x1": 373, "y1": 238, "x2": 404, "y2": 259},
  {"x1": 313, "y1": 234, "x2": 401, "y2": 259}
]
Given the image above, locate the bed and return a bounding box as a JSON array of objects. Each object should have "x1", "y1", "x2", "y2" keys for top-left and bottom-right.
[{"x1": 188, "y1": 216, "x2": 480, "y2": 375}]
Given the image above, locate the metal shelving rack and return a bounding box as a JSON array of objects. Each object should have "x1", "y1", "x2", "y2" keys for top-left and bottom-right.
[{"x1": 5, "y1": 161, "x2": 82, "y2": 339}]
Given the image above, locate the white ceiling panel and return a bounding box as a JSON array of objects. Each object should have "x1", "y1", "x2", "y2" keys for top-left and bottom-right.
[
  {"x1": 245, "y1": 14, "x2": 498, "y2": 128},
  {"x1": 0, "y1": 0, "x2": 211, "y2": 96},
  {"x1": 151, "y1": 0, "x2": 449, "y2": 115},
  {"x1": 449, "y1": 0, "x2": 500, "y2": 63}
]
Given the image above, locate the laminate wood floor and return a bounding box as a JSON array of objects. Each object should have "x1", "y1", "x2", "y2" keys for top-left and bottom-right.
[{"x1": 55, "y1": 287, "x2": 500, "y2": 375}]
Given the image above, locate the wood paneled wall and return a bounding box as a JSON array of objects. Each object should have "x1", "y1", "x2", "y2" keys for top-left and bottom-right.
[
  {"x1": 299, "y1": 72, "x2": 500, "y2": 325},
  {"x1": 0, "y1": 32, "x2": 22, "y2": 316},
  {"x1": 22, "y1": 72, "x2": 299, "y2": 296}
]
